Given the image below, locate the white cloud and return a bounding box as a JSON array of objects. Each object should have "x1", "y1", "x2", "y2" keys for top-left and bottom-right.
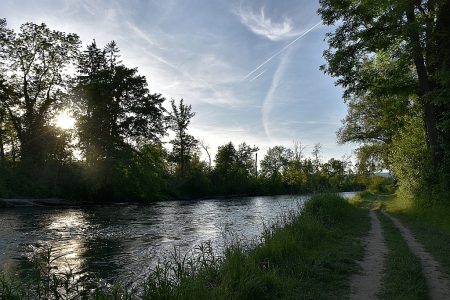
[{"x1": 236, "y1": 7, "x2": 298, "y2": 41}]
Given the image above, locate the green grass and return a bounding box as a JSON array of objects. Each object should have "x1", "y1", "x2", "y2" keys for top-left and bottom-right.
[
  {"x1": 382, "y1": 195, "x2": 450, "y2": 279},
  {"x1": 377, "y1": 211, "x2": 428, "y2": 300},
  {"x1": 1, "y1": 194, "x2": 370, "y2": 299}
]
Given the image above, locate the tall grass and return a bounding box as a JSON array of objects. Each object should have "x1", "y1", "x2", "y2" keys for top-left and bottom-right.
[{"x1": 1, "y1": 194, "x2": 369, "y2": 299}]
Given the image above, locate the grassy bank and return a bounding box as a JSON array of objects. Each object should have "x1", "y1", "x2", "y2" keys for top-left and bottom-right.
[{"x1": 1, "y1": 194, "x2": 369, "y2": 299}]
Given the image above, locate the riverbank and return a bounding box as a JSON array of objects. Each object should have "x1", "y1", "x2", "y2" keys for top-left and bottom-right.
[
  {"x1": 0, "y1": 194, "x2": 370, "y2": 299},
  {"x1": 0, "y1": 198, "x2": 74, "y2": 208},
  {"x1": 0, "y1": 191, "x2": 360, "y2": 208}
]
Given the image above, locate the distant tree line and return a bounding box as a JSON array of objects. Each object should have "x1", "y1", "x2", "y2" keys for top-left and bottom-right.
[{"x1": 0, "y1": 19, "x2": 371, "y2": 201}]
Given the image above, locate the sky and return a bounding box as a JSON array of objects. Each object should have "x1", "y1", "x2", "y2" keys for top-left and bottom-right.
[{"x1": 0, "y1": 0, "x2": 356, "y2": 162}]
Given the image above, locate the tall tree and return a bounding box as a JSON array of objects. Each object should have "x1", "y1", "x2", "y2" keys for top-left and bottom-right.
[
  {"x1": 74, "y1": 41, "x2": 166, "y2": 165},
  {"x1": 318, "y1": 0, "x2": 450, "y2": 169},
  {"x1": 0, "y1": 21, "x2": 80, "y2": 163},
  {"x1": 311, "y1": 143, "x2": 322, "y2": 173},
  {"x1": 213, "y1": 142, "x2": 258, "y2": 193},
  {"x1": 168, "y1": 99, "x2": 198, "y2": 176},
  {"x1": 199, "y1": 139, "x2": 212, "y2": 171},
  {"x1": 236, "y1": 142, "x2": 259, "y2": 177},
  {"x1": 0, "y1": 107, "x2": 6, "y2": 159},
  {"x1": 260, "y1": 146, "x2": 293, "y2": 178}
]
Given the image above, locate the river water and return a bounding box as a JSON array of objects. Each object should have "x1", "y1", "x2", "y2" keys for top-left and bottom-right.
[{"x1": 0, "y1": 193, "x2": 355, "y2": 285}]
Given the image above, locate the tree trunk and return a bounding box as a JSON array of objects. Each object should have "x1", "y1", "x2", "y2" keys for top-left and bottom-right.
[
  {"x1": 20, "y1": 128, "x2": 45, "y2": 164},
  {"x1": 405, "y1": 2, "x2": 441, "y2": 167},
  {"x1": 0, "y1": 131, "x2": 4, "y2": 160},
  {"x1": 0, "y1": 112, "x2": 4, "y2": 159},
  {"x1": 435, "y1": 0, "x2": 450, "y2": 70}
]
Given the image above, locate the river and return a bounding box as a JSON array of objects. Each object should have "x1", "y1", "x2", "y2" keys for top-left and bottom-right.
[{"x1": 0, "y1": 193, "x2": 355, "y2": 285}]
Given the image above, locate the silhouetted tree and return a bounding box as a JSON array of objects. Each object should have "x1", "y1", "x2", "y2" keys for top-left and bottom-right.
[
  {"x1": 199, "y1": 139, "x2": 212, "y2": 171},
  {"x1": 74, "y1": 41, "x2": 166, "y2": 165},
  {"x1": 311, "y1": 143, "x2": 322, "y2": 173},
  {"x1": 213, "y1": 142, "x2": 258, "y2": 194},
  {"x1": 168, "y1": 99, "x2": 198, "y2": 177},
  {"x1": 0, "y1": 21, "x2": 80, "y2": 163}
]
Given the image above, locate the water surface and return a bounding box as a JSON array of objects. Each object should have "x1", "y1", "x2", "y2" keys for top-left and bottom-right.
[{"x1": 0, "y1": 193, "x2": 355, "y2": 284}]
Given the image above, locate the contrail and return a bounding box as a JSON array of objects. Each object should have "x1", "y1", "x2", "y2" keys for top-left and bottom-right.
[
  {"x1": 249, "y1": 69, "x2": 267, "y2": 82},
  {"x1": 262, "y1": 48, "x2": 292, "y2": 140},
  {"x1": 242, "y1": 21, "x2": 322, "y2": 81}
]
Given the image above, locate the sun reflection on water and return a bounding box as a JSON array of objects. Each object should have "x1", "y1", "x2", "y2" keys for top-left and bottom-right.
[{"x1": 37, "y1": 211, "x2": 89, "y2": 275}]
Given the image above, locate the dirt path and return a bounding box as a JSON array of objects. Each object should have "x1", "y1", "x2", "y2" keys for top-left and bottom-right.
[
  {"x1": 383, "y1": 211, "x2": 450, "y2": 300},
  {"x1": 349, "y1": 210, "x2": 387, "y2": 299}
]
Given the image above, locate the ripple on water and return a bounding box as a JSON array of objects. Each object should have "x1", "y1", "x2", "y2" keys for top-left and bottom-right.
[{"x1": 0, "y1": 193, "x2": 356, "y2": 284}]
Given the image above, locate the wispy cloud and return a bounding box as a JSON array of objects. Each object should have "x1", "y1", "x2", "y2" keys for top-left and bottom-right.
[
  {"x1": 262, "y1": 48, "x2": 293, "y2": 141},
  {"x1": 0, "y1": 0, "x2": 356, "y2": 160},
  {"x1": 241, "y1": 21, "x2": 322, "y2": 81},
  {"x1": 236, "y1": 7, "x2": 297, "y2": 41}
]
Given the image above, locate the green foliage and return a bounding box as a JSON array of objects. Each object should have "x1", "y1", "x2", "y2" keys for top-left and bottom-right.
[
  {"x1": 390, "y1": 115, "x2": 432, "y2": 205},
  {"x1": 260, "y1": 146, "x2": 293, "y2": 178},
  {"x1": 366, "y1": 176, "x2": 395, "y2": 194},
  {"x1": 168, "y1": 99, "x2": 198, "y2": 177},
  {"x1": 74, "y1": 41, "x2": 166, "y2": 164},
  {"x1": 0, "y1": 19, "x2": 369, "y2": 202},
  {"x1": 319, "y1": 0, "x2": 450, "y2": 205},
  {"x1": 354, "y1": 143, "x2": 389, "y2": 175},
  {"x1": 212, "y1": 142, "x2": 259, "y2": 195}
]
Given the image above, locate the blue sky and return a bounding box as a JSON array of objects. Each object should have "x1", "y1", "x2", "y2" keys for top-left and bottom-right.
[{"x1": 1, "y1": 0, "x2": 356, "y2": 162}]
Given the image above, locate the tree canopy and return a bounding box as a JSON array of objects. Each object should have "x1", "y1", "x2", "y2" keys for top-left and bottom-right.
[
  {"x1": 319, "y1": 0, "x2": 450, "y2": 204},
  {"x1": 0, "y1": 22, "x2": 80, "y2": 162}
]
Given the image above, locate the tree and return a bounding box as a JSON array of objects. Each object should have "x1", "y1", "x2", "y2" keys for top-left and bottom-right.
[
  {"x1": 0, "y1": 107, "x2": 7, "y2": 159},
  {"x1": 292, "y1": 139, "x2": 306, "y2": 161},
  {"x1": 213, "y1": 142, "x2": 258, "y2": 194},
  {"x1": 199, "y1": 139, "x2": 212, "y2": 171},
  {"x1": 260, "y1": 146, "x2": 293, "y2": 178},
  {"x1": 214, "y1": 142, "x2": 237, "y2": 179},
  {"x1": 0, "y1": 21, "x2": 80, "y2": 163},
  {"x1": 168, "y1": 99, "x2": 198, "y2": 177},
  {"x1": 355, "y1": 144, "x2": 388, "y2": 175},
  {"x1": 318, "y1": 0, "x2": 450, "y2": 169},
  {"x1": 311, "y1": 143, "x2": 322, "y2": 173},
  {"x1": 74, "y1": 41, "x2": 166, "y2": 165},
  {"x1": 235, "y1": 142, "x2": 259, "y2": 177}
]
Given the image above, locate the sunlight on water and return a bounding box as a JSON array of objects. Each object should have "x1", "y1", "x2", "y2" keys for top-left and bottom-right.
[
  {"x1": 0, "y1": 193, "x2": 356, "y2": 284},
  {"x1": 45, "y1": 211, "x2": 88, "y2": 274}
]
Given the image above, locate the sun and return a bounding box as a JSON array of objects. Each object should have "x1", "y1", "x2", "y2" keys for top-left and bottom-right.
[{"x1": 56, "y1": 111, "x2": 76, "y2": 130}]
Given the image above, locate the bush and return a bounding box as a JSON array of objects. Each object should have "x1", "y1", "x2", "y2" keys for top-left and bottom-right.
[
  {"x1": 366, "y1": 175, "x2": 395, "y2": 194},
  {"x1": 390, "y1": 115, "x2": 433, "y2": 207}
]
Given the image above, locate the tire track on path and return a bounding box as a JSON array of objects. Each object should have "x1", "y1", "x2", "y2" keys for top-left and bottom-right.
[
  {"x1": 350, "y1": 210, "x2": 387, "y2": 299},
  {"x1": 383, "y1": 211, "x2": 450, "y2": 300}
]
